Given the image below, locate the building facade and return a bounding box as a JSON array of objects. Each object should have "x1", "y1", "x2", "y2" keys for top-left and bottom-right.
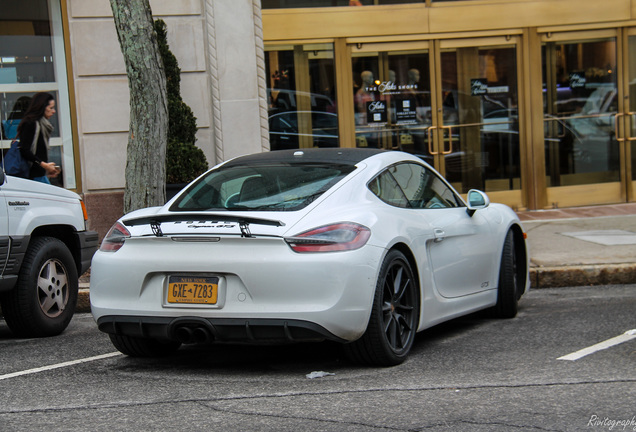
[
  {"x1": 1, "y1": 0, "x2": 267, "y2": 236},
  {"x1": 262, "y1": 0, "x2": 636, "y2": 212},
  {"x1": 1, "y1": 0, "x2": 635, "y2": 238}
]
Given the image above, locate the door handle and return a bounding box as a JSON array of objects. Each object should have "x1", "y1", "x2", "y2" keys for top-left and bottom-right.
[
  {"x1": 427, "y1": 126, "x2": 438, "y2": 155},
  {"x1": 615, "y1": 113, "x2": 625, "y2": 142},
  {"x1": 434, "y1": 228, "x2": 445, "y2": 242},
  {"x1": 442, "y1": 125, "x2": 453, "y2": 154}
]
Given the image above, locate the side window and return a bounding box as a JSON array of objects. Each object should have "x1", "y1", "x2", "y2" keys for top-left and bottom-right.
[
  {"x1": 369, "y1": 163, "x2": 463, "y2": 209},
  {"x1": 368, "y1": 170, "x2": 409, "y2": 208}
]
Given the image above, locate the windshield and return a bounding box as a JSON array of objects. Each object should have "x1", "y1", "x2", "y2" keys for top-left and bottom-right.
[{"x1": 171, "y1": 163, "x2": 355, "y2": 212}]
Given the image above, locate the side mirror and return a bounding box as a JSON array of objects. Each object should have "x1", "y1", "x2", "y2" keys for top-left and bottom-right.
[{"x1": 466, "y1": 189, "x2": 489, "y2": 217}]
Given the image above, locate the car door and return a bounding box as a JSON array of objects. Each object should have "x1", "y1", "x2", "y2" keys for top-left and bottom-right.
[
  {"x1": 387, "y1": 162, "x2": 497, "y2": 298},
  {"x1": 425, "y1": 206, "x2": 497, "y2": 297}
]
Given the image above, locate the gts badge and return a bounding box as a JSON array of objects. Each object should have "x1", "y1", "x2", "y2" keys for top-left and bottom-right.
[
  {"x1": 186, "y1": 223, "x2": 236, "y2": 229},
  {"x1": 481, "y1": 281, "x2": 490, "y2": 288}
]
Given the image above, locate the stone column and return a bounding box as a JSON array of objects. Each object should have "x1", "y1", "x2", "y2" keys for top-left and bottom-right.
[{"x1": 204, "y1": 0, "x2": 269, "y2": 164}]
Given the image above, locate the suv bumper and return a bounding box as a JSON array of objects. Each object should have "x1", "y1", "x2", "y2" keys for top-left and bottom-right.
[{"x1": 77, "y1": 231, "x2": 99, "y2": 275}]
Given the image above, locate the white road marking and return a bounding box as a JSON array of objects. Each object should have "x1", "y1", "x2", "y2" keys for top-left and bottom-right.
[
  {"x1": 0, "y1": 352, "x2": 122, "y2": 381},
  {"x1": 557, "y1": 329, "x2": 636, "y2": 361}
]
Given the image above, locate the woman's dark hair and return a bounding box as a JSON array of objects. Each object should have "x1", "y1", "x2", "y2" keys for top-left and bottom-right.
[
  {"x1": 17, "y1": 92, "x2": 54, "y2": 136},
  {"x1": 8, "y1": 96, "x2": 32, "y2": 120}
]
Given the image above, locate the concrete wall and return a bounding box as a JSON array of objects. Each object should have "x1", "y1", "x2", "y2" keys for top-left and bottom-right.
[{"x1": 66, "y1": 0, "x2": 267, "y2": 238}]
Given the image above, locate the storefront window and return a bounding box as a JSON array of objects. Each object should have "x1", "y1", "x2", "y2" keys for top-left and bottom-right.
[
  {"x1": 352, "y1": 51, "x2": 431, "y2": 153},
  {"x1": 542, "y1": 38, "x2": 618, "y2": 188},
  {"x1": 352, "y1": 44, "x2": 520, "y2": 195},
  {"x1": 439, "y1": 46, "x2": 520, "y2": 193},
  {"x1": 0, "y1": 0, "x2": 75, "y2": 188},
  {"x1": 630, "y1": 35, "x2": 636, "y2": 182},
  {"x1": 265, "y1": 44, "x2": 338, "y2": 150}
]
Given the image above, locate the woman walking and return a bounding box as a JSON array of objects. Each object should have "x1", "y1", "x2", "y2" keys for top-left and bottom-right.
[{"x1": 17, "y1": 92, "x2": 60, "y2": 183}]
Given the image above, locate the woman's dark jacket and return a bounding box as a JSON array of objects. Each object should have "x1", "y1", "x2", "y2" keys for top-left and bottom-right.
[{"x1": 18, "y1": 120, "x2": 47, "y2": 179}]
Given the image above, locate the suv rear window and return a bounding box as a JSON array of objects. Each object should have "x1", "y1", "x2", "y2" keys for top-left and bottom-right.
[{"x1": 171, "y1": 163, "x2": 355, "y2": 212}]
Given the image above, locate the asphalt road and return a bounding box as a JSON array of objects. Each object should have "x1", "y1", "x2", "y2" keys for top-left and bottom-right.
[{"x1": 1, "y1": 285, "x2": 634, "y2": 432}]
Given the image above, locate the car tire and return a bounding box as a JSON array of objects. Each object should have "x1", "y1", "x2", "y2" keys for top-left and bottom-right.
[
  {"x1": 0, "y1": 237, "x2": 78, "y2": 337},
  {"x1": 344, "y1": 249, "x2": 419, "y2": 366},
  {"x1": 109, "y1": 334, "x2": 182, "y2": 357},
  {"x1": 493, "y1": 230, "x2": 519, "y2": 319}
]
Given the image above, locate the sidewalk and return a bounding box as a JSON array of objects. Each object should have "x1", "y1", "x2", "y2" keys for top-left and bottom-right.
[
  {"x1": 519, "y1": 202, "x2": 636, "y2": 289},
  {"x1": 74, "y1": 203, "x2": 636, "y2": 313}
]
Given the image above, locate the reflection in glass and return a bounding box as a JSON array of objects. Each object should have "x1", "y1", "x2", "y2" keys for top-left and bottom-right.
[
  {"x1": 351, "y1": 51, "x2": 431, "y2": 156},
  {"x1": 439, "y1": 46, "x2": 520, "y2": 194},
  {"x1": 265, "y1": 44, "x2": 337, "y2": 151},
  {"x1": 542, "y1": 39, "x2": 619, "y2": 187},
  {"x1": 630, "y1": 36, "x2": 636, "y2": 181},
  {"x1": 0, "y1": 0, "x2": 56, "y2": 84}
]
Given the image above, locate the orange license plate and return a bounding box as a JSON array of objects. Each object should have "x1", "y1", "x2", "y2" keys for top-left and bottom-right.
[{"x1": 168, "y1": 276, "x2": 218, "y2": 304}]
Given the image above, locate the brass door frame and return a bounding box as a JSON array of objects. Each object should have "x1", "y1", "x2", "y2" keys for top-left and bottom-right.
[
  {"x1": 351, "y1": 40, "x2": 432, "y2": 153},
  {"x1": 539, "y1": 29, "x2": 625, "y2": 208},
  {"x1": 433, "y1": 36, "x2": 524, "y2": 208},
  {"x1": 349, "y1": 36, "x2": 524, "y2": 208},
  {"x1": 622, "y1": 28, "x2": 636, "y2": 201}
]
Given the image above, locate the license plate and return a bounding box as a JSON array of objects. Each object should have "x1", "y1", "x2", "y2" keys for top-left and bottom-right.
[{"x1": 168, "y1": 275, "x2": 218, "y2": 305}]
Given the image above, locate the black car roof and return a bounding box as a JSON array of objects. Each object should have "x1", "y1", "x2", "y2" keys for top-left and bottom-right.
[{"x1": 223, "y1": 148, "x2": 387, "y2": 167}]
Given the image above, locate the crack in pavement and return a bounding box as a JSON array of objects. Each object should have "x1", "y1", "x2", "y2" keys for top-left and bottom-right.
[{"x1": 1, "y1": 378, "x2": 632, "y2": 417}]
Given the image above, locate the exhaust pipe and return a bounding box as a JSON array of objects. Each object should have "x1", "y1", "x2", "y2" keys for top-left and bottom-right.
[
  {"x1": 169, "y1": 319, "x2": 216, "y2": 344},
  {"x1": 175, "y1": 326, "x2": 194, "y2": 343},
  {"x1": 192, "y1": 327, "x2": 211, "y2": 343}
]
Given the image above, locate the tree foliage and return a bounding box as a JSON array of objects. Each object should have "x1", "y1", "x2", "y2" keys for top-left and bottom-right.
[
  {"x1": 154, "y1": 19, "x2": 208, "y2": 184},
  {"x1": 110, "y1": 0, "x2": 168, "y2": 213}
]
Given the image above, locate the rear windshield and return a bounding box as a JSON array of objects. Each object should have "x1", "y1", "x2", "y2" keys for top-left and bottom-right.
[{"x1": 171, "y1": 163, "x2": 356, "y2": 212}]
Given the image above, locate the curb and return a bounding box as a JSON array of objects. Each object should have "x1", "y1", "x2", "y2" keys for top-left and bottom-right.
[
  {"x1": 530, "y1": 263, "x2": 636, "y2": 288},
  {"x1": 74, "y1": 264, "x2": 636, "y2": 314},
  {"x1": 77, "y1": 284, "x2": 91, "y2": 314}
]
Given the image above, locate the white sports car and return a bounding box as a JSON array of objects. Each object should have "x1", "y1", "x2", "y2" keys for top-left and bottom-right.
[{"x1": 90, "y1": 148, "x2": 529, "y2": 366}]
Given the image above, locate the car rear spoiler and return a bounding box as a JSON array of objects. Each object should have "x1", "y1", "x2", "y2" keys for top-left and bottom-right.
[{"x1": 122, "y1": 213, "x2": 285, "y2": 238}]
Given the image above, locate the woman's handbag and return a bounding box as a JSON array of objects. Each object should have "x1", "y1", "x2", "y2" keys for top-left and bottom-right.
[
  {"x1": 4, "y1": 139, "x2": 31, "y2": 178},
  {"x1": 3, "y1": 121, "x2": 40, "y2": 178}
]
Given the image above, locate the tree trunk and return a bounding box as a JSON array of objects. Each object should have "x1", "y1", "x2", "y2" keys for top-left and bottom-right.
[{"x1": 110, "y1": 0, "x2": 168, "y2": 213}]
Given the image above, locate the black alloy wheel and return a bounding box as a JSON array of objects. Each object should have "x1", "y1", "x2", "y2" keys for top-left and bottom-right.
[{"x1": 344, "y1": 249, "x2": 419, "y2": 366}]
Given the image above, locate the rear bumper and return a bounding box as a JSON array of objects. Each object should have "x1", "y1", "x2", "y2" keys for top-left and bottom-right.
[
  {"x1": 90, "y1": 238, "x2": 386, "y2": 341},
  {"x1": 97, "y1": 315, "x2": 346, "y2": 344}
]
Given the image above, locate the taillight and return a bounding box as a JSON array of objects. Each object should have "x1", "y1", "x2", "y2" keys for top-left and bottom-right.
[
  {"x1": 285, "y1": 223, "x2": 371, "y2": 253},
  {"x1": 99, "y1": 222, "x2": 131, "y2": 252}
]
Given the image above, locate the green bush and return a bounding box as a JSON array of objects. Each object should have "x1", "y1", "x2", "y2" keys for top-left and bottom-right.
[
  {"x1": 154, "y1": 19, "x2": 208, "y2": 184},
  {"x1": 165, "y1": 140, "x2": 208, "y2": 184}
]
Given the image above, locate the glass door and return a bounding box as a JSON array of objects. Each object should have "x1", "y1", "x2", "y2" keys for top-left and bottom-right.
[
  {"x1": 541, "y1": 31, "x2": 622, "y2": 206},
  {"x1": 433, "y1": 37, "x2": 522, "y2": 208},
  {"x1": 351, "y1": 42, "x2": 432, "y2": 159},
  {"x1": 265, "y1": 43, "x2": 338, "y2": 151},
  {"x1": 626, "y1": 30, "x2": 636, "y2": 200},
  {"x1": 351, "y1": 37, "x2": 523, "y2": 208}
]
